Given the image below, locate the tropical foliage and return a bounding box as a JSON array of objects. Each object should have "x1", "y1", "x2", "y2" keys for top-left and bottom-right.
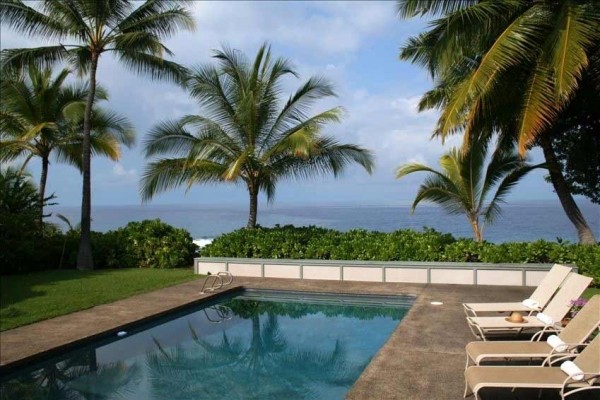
[
  {"x1": 202, "y1": 225, "x2": 600, "y2": 285},
  {"x1": 397, "y1": 0, "x2": 600, "y2": 244},
  {"x1": 0, "y1": 168, "x2": 52, "y2": 273},
  {"x1": 395, "y1": 140, "x2": 544, "y2": 241},
  {"x1": 141, "y1": 44, "x2": 374, "y2": 228},
  {"x1": 0, "y1": 64, "x2": 134, "y2": 218},
  {"x1": 0, "y1": 0, "x2": 196, "y2": 269},
  {"x1": 545, "y1": 73, "x2": 600, "y2": 204}
]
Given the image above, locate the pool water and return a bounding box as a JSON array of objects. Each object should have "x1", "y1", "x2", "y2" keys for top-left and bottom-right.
[{"x1": 0, "y1": 290, "x2": 414, "y2": 400}]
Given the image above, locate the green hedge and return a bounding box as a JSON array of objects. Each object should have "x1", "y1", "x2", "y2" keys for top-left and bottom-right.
[
  {"x1": 1, "y1": 219, "x2": 198, "y2": 274},
  {"x1": 201, "y1": 225, "x2": 600, "y2": 285}
]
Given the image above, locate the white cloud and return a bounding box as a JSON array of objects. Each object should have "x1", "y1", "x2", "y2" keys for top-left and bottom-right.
[
  {"x1": 185, "y1": 1, "x2": 395, "y2": 56},
  {"x1": 95, "y1": 163, "x2": 138, "y2": 188}
]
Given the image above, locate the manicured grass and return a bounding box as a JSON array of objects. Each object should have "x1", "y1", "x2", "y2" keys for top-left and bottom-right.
[
  {"x1": 0, "y1": 268, "x2": 203, "y2": 332},
  {"x1": 582, "y1": 287, "x2": 600, "y2": 300}
]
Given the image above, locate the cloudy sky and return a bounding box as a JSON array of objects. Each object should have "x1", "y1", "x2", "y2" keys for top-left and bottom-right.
[{"x1": 0, "y1": 1, "x2": 564, "y2": 207}]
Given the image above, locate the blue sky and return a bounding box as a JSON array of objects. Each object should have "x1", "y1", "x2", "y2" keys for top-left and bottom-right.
[{"x1": 0, "y1": 1, "x2": 570, "y2": 207}]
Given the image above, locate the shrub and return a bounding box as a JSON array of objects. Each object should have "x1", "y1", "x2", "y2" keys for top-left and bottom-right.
[
  {"x1": 112, "y1": 220, "x2": 197, "y2": 269},
  {"x1": 201, "y1": 225, "x2": 600, "y2": 285},
  {"x1": 1, "y1": 218, "x2": 197, "y2": 273}
]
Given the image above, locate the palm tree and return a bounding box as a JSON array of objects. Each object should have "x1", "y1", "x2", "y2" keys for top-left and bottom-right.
[
  {"x1": 396, "y1": 140, "x2": 544, "y2": 242},
  {"x1": 141, "y1": 44, "x2": 374, "y2": 228},
  {"x1": 0, "y1": 0, "x2": 195, "y2": 269},
  {"x1": 0, "y1": 64, "x2": 134, "y2": 221},
  {"x1": 397, "y1": 0, "x2": 600, "y2": 244}
]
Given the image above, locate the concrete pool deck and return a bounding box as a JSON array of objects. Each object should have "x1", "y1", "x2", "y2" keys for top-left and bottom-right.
[{"x1": 0, "y1": 277, "x2": 594, "y2": 399}]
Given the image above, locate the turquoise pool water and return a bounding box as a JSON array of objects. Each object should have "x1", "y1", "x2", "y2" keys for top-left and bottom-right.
[{"x1": 0, "y1": 290, "x2": 414, "y2": 400}]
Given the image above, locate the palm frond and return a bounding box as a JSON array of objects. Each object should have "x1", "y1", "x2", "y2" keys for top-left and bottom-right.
[
  {"x1": 143, "y1": 119, "x2": 196, "y2": 157},
  {"x1": 482, "y1": 161, "x2": 546, "y2": 223},
  {"x1": 140, "y1": 158, "x2": 225, "y2": 201},
  {"x1": 0, "y1": 46, "x2": 74, "y2": 72},
  {"x1": 516, "y1": 63, "x2": 557, "y2": 153},
  {"x1": 412, "y1": 176, "x2": 465, "y2": 215},
  {"x1": 116, "y1": 50, "x2": 189, "y2": 84},
  {"x1": 396, "y1": 0, "x2": 479, "y2": 19},
  {"x1": 436, "y1": 5, "x2": 550, "y2": 138},
  {"x1": 117, "y1": 0, "x2": 195, "y2": 35},
  {"x1": 0, "y1": 0, "x2": 69, "y2": 40},
  {"x1": 546, "y1": 2, "x2": 600, "y2": 102}
]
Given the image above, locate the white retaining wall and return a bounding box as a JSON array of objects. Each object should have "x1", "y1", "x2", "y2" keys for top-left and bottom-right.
[{"x1": 194, "y1": 258, "x2": 572, "y2": 286}]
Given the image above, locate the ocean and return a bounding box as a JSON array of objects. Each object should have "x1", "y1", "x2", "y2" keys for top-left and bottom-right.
[{"x1": 46, "y1": 201, "x2": 599, "y2": 245}]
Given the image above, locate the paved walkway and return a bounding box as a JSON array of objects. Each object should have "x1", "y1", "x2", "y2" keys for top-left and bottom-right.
[{"x1": 0, "y1": 277, "x2": 594, "y2": 399}]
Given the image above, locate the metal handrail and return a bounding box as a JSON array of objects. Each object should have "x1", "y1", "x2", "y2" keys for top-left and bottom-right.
[
  {"x1": 199, "y1": 274, "x2": 223, "y2": 294},
  {"x1": 203, "y1": 305, "x2": 233, "y2": 323},
  {"x1": 217, "y1": 271, "x2": 233, "y2": 286}
]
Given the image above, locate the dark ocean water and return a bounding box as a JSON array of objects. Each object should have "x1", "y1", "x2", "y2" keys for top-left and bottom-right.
[{"x1": 47, "y1": 201, "x2": 599, "y2": 243}]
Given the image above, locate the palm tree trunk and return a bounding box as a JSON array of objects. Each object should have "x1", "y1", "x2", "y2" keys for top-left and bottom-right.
[
  {"x1": 539, "y1": 134, "x2": 596, "y2": 244},
  {"x1": 470, "y1": 218, "x2": 483, "y2": 243},
  {"x1": 39, "y1": 155, "x2": 49, "y2": 224},
  {"x1": 247, "y1": 185, "x2": 258, "y2": 229},
  {"x1": 77, "y1": 53, "x2": 99, "y2": 270}
]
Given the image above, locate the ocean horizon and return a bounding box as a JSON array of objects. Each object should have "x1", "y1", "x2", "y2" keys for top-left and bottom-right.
[{"x1": 46, "y1": 200, "x2": 599, "y2": 244}]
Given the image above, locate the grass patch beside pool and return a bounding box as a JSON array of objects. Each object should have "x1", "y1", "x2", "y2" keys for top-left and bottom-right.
[
  {"x1": 0, "y1": 268, "x2": 203, "y2": 332},
  {"x1": 582, "y1": 287, "x2": 600, "y2": 300}
]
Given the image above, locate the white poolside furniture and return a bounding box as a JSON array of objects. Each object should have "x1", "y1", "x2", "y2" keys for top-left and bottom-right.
[
  {"x1": 463, "y1": 264, "x2": 572, "y2": 317},
  {"x1": 466, "y1": 273, "x2": 593, "y2": 341}
]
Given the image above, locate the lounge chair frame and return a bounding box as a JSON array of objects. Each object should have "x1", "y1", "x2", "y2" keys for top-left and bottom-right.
[
  {"x1": 463, "y1": 264, "x2": 572, "y2": 318},
  {"x1": 466, "y1": 273, "x2": 592, "y2": 341}
]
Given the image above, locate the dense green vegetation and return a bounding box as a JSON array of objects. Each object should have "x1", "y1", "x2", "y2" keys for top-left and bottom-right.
[
  {"x1": 0, "y1": 168, "x2": 52, "y2": 272},
  {"x1": 202, "y1": 225, "x2": 600, "y2": 284},
  {"x1": 141, "y1": 43, "x2": 374, "y2": 229},
  {"x1": 0, "y1": 268, "x2": 202, "y2": 331},
  {"x1": 1, "y1": 219, "x2": 198, "y2": 275}
]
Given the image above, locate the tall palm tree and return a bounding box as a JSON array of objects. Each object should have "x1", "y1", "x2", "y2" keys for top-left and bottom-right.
[
  {"x1": 0, "y1": 64, "x2": 134, "y2": 220},
  {"x1": 141, "y1": 44, "x2": 374, "y2": 228},
  {"x1": 0, "y1": 0, "x2": 195, "y2": 269},
  {"x1": 396, "y1": 140, "x2": 544, "y2": 242},
  {"x1": 397, "y1": 0, "x2": 600, "y2": 244}
]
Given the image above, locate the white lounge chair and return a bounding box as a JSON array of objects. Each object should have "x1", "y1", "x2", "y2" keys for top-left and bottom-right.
[
  {"x1": 465, "y1": 295, "x2": 600, "y2": 367},
  {"x1": 466, "y1": 273, "x2": 592, "y2": 341},
  {"x1": 463, "y1": 264, "x2": 571, "y2": 317},
  {"x1": 464, "y1": 334, "x2": 600, "y2": 400}
]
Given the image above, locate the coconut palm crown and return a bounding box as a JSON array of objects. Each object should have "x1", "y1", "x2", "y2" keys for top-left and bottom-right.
[
  {"x1": 397, "y1": 0, "x2": 600, "y2": 152},
  {"x1": 0, "y1": 65, "x2": 134, "y2": 219},
  {"x1": 0, "y1": 0, "x2": 195, "y2": 269},
  {"x1": 141, "y1": 44, "x2": 374, "y2": 228},
  {"x1": 396, "y1": 140, "x2": 545, "y2": 242},
  {"x1": 396, "y1": 0, "x2": 599, "y2": 244}
]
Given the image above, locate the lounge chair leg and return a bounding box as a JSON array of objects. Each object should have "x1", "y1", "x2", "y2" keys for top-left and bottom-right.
[{"x1": 464, "y1": 381, "x2": 472, "y2": 398}]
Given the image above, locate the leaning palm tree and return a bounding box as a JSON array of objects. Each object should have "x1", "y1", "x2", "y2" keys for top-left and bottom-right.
[
  {"x1": 396, "y1": 140, "x2": 544, "y2": 242},
  {"x1": 0, "y1": 64, "x2": 135, "y2": 220},
  {"x1": 0, "y1": 0, "x2": 195, "y2": 269},
  {"x1": 141, "y1": 44, "x2": 374, "y2": 228},
  {"x1": 397, "y1": 0, "x2": 600, "y2": 244}
]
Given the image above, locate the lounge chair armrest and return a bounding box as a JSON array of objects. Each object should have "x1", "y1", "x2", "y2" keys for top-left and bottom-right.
[
  {"x1": 563, "y1": 373, "x2": 600, "y2": 386},
  {"x1": 543, "y1": 353, "x2": 577, "y2": 366},
  {"x1": 531, "y1": 324, "x2": 563, "y2": 341}
]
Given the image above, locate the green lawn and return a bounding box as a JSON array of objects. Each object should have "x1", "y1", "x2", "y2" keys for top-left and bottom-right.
[
  {"x1": 0, "y1": 268, "x2": 203, "y2": 332},
  {"x1": 582, "y1": 287, "x2": 600, "y2": 300}
]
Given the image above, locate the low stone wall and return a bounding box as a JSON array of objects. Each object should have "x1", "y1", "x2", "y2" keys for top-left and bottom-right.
[{"x1": 194, "y1": 258, "x2": 573, "y2": 286}]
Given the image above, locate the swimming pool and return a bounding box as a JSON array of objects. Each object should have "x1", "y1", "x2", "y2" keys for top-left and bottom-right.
[{"x1": 0, "y1": 290, "x2": 414, "y2": 399}]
